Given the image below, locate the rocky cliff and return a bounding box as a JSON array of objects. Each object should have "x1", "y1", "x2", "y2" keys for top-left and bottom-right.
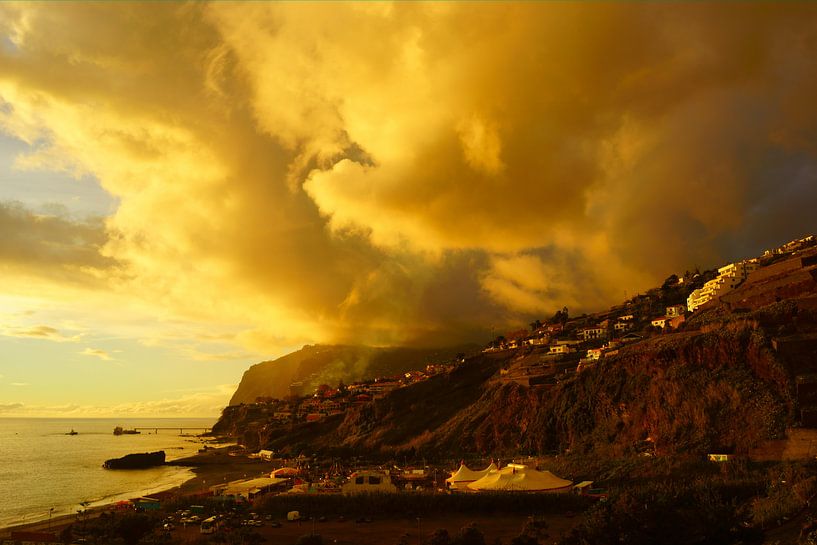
[
  {"x1": 229, "y1": 344, "x2": 478, "y2": 405},
  {"x1": 216, "y1": 249, "x2": 817, "y2": 460}
]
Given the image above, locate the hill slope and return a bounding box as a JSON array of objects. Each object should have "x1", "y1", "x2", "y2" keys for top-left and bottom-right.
[
  {"x1": 218, "y1": 247, "x2": 817, "y2": 459},
  {"x1": 229, "y1": 344, "x2": 478, "y2": 405}
]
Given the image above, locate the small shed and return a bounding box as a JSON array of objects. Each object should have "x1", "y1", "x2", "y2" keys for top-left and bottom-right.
[{"x1": 341, "y1": 470, "x2": 398, "y2": 495}]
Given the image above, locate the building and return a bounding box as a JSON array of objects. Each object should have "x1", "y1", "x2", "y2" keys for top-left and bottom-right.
[
  {"x1": 614, "y1": 321, "x2": 632, "y2": 332},
  {"x1": 669, "y1": 315, "x2": 686, "y2": 329},
  {"x1": 524, "y1": 336, "x2": 549, "y2": 346},
  {"x1": 620, "y1": 332, "x2": 643, "y2": 343},
  {"x1": 764, "y1": 235, "x2": 816, "y2": 256},
  {"x1": 687, "y1": 259, "x2": 759, "y2": 312},
  {"x1": 580, "y1": 326, "x2": 607, "y2": 341},
  {"x1": 549, "y1": 344, "x2": 575, "y2": 355},
  {"x1": 665, "y1": 305, "x2": 686, "y2": 318},
  {"x1": 585, "y1": 348, "x2": 603, "y2": 360},
  {"x1": 651, "y1": 317, "x2": 669, "y2": 329}
]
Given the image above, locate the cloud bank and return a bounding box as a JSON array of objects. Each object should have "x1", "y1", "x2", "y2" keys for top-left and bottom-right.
[
  {"x1": 1, "y1": 3, "x2": 816, "y2": 351},
  {"x1": 0, "y1": 384, "x2": 235, "y2": 417}
]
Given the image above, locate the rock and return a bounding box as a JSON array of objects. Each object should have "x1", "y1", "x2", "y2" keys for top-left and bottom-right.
[{"x1": 103, "y1": 451, "x2": 165, "y2": 469}]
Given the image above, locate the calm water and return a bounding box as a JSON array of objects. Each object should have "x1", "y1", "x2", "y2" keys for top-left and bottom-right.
[{"x1": 0, "y1": 417, "x2": 216, "y2": 529}]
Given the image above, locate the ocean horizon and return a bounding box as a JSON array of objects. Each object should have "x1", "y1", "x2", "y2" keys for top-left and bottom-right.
[{"x1": 0, "y1": 417, "x2": 216, "y2": 529}]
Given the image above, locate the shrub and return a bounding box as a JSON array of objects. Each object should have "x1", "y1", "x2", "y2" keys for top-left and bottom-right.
[
  {"x1": 296, "y1": 533, "x2": 324, "y2": 545},
  {"x1": 455, "y1": 524, "x2": 485, "y2": 545}
]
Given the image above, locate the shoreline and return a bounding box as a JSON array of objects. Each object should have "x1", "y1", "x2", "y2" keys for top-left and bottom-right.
[{"x1": 0, "y1": 445, "x2": 273, "y2": 538}]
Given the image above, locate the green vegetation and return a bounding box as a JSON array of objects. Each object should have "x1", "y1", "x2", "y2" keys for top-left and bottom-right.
[
  {"x1": 555, "y1": 457, "x2": 817, "y2": 545},
  {"x1": 252, "y1": 491, "x2": 591, "y2": 519}
]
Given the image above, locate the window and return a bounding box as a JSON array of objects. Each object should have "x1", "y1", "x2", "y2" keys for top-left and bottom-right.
[
  {"x1": 368, "y1": 476, "x2": 381, "y2": 485},
  {"x1": 355, "y1": 476, "x2": 364, "y2": 484}
]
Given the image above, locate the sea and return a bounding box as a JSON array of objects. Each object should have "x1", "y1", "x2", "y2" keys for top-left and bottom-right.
[{"x1": 0, "y1": 417, "x2": 216, "y2": 529}]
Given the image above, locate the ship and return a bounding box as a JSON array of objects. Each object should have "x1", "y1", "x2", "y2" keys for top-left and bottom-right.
[
  {"x1": 113, "y1": 426, "x2": 141, "y2": 435},
  {"x1": 66, "y1": 429, "x2": 78, "y2": 435}
]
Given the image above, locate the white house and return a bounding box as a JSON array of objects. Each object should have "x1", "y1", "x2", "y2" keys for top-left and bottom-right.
[
  {"x1": 580, "y1": 326, "x2": 607, "y2": 341},
  {"x1": 549, "y1": 344, "x2": 575, "y2": 355},
  {"x1": 614, "y1": 321, "x2": 632, "y2": 332},
  {"x1": 586, "y1": 348, "x2": 603, "y2": 360},
  {"x1": 687, "y1": 259, "x2": 759, "y2": 312},
  {"x1": 651, "y1": 317, "x2": 669, "y2": 329}
]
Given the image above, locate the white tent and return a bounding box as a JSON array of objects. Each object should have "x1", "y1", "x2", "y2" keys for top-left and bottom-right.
[
  {"x1": 467, "y1": 464, "x2": 572, "y2": 493},
  {"x1": 445, "y1": 461, "x2": 498, "y2": 490},
  {"x1": 222, "y1": 476, "x2": 289, "y2": 499}
]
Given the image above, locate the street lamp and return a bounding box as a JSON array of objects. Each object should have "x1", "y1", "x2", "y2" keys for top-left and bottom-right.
[{"x1": 48, "y1": 507, "x2": 54, "y2": 530}]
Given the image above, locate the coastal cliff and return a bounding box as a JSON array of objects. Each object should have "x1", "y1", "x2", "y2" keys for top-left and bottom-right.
[
  {"x1": 215, "y1": 245, "x2": 817, "y2": 460},
  {"x1": 228, "y1": 344, "x2": 478, "y2": 405}
]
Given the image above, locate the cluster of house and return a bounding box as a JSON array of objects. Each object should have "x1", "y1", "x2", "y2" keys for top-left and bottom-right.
[
  {"x1": 686, "y1": 259, "x2": 759, "y2": 312},
  {"x1": 488, "y1": 310, "x2": 667, "y2": 362},
  {"x1": 249, "y1": 363, "x2": 459, "y2": 424},
  {"x1": 763, "y1": 235, "x2": 816, "y2": 257}
]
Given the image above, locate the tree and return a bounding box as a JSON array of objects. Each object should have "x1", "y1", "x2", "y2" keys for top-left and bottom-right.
[
  {"x1": 429, "y1": 529, "x2": 452, "y2": 545},
  {"x1": 295, "y1": 533, "x2": 324, "y2": 545},
  {"x1": 661, "y1": 274, "x2": 679, "y2": 290},
  {"x1": 454, "y1": 524, "x2": 485, "y2": 545},
  {"x1": 529, "y1": 319, "x2": 543, "y2": 332},
  {"x1": 114, "y1": 513, "x2": 154, "y2": 545},
  {"x1": 550, "y1": 307, "x2": 569, "y2": 325}
]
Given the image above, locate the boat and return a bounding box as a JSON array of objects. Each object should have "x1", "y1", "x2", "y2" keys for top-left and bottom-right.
[
  {"x1": 113, "y1": 426, "x2": 141, "y2": 435},
  {"x1": 66, "y1": 429, "x2": 78, "y2": 435}
]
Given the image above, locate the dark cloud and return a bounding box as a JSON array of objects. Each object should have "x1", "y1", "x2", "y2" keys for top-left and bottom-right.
[
  {"x1": 0, "y1": 201, "x2": 116, "y2": 283},
  {"x1": 0, "y1": 3, "x2": 815, "y2": 351}
]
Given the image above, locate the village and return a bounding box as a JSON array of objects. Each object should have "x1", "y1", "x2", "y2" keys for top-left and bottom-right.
[{"x1": 227, "y1": 235, "x2": 816, "y2": 426}]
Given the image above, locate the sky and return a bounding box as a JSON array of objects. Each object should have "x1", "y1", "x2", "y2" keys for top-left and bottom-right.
[{"x1": 1, "y1": 3, "x2": 816, "y2": 417}]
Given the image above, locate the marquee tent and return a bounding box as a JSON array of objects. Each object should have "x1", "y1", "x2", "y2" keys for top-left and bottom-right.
[
  {"x1": 222, "y1": 476, "x2": 289, "y2": 499},
  {"x1": 445, "y1": 461, "x2": 498, "y2": 490},
  {"x1": 272, "y1": 467, "x2": 301, "y2": 477},
  {"x1": 341, "y1": 470, "x2": 398, "y2": 495},
  {"x1": 467, "y1": 464, "x2": 572, "y2": 492}
]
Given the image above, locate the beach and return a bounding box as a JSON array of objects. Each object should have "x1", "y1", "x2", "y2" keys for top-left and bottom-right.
[{"x1": 0, "y1": 446, "x2": 275, "y2": 539}]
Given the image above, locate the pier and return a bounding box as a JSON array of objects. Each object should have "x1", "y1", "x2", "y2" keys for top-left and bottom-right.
[{"x1": 132, "y1": 427, "x2": 211, "y2": 435}]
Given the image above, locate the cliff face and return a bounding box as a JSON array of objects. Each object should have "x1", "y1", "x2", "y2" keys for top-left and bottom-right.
[
  {"x1": 218, "y1": 321, "x2": 795, "y2": 458},
  {"x1": 228, "y1": 344, "x2": 478, "y2": 405},
  {"x1": 217, "y1": 250, "x2": 817, "y2": 459}
]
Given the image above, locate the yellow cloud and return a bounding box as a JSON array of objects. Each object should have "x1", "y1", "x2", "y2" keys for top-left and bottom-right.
[
  {"x1": 0, "y1": 2, "x2": 816, "y2": 354},
  {"x1": 79, "y1": 347, "x2": 112, "y2": 361}
]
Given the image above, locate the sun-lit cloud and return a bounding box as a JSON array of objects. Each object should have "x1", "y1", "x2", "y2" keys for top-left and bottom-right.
[
  {"x1": 79, "y1": 347, "x2": 112, "y2": 361},
  {"x1": 0, "y1": 384, "x2": 235, "y2": 417},
  {"x1": 10, "y1": 382, "x2": 29, "y2": 387},
  {"x1": 1, "y1": 324, "x2": 82, "y2": 342},
  {"x1": 0, "y1": 1, "x2": 815, "y2": 367}
]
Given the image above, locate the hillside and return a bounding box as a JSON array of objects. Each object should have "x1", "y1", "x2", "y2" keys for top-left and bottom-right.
[
  {"x1": 216, "y1": 241, "x2": 817, "y2": 460},
  {"x1": 229, "y1": 344, "x2": 478, "y2": 405}
]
